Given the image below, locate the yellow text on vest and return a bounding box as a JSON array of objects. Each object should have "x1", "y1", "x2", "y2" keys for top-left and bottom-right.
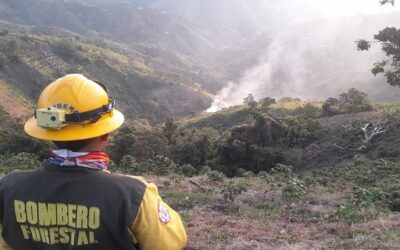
[{"x1": 13, "y1": 200, "x2": 100, "y2": 246}]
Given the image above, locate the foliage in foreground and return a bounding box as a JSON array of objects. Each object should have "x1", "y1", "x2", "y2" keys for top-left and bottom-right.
[
  {"x1": 1, "y1": 139, "x2": 400, "y2": 248},
  {"x1": 159, "y1": 156, "x2": 400, "y2": 249}
]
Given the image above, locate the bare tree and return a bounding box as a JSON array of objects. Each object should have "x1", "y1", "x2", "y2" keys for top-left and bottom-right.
[{"x1": 333, "y1": 120, "x2": 387, "y2": 152}]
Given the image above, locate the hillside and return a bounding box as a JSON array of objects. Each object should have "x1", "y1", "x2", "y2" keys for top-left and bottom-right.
[
  {"x1": 0, "y1": 0, "x2": 219, "y2": 56},
  {"x1": 2, "y1": 0, "x2": 400, "y2": 105},
  {"x1": 0, "y1": 25, "x2": 213, "y2": 122},
  {"x1": 1, "y1": 98, "x2": 400, "y2": 249},
  {"x1": 0, "y1": 2, "x2": 400, "y2": 249}
]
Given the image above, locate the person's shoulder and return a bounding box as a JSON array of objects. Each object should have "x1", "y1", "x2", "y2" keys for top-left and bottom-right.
[
  {"x1": 103, "y1": 172, "x2": 149, "y2": 189},
  {"x1": 0, "y1": 169, "x2": 40, "y2": 187},
  {"x1": 2, "y1": 169, "x2": 38, "y2": 180}
]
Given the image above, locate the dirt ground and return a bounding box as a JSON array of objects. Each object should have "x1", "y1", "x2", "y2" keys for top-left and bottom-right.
[
  {"x1": 0, "y1": 90, "x2": 31, "y2": 119},
  {"x1": 148, "y1": 174, "x2": 400, "y2": 250}
]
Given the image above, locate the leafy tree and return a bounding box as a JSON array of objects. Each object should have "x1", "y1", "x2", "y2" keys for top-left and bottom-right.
[
  {"x1": 322, "y1": 97, "x2": 340, "y2": 115},
  {"x1": 259, "y1": 97, "x2": 276, "y2": 109},
  {"x1": 215, "y1": 112, "x2": 288, "y2": 176},
  {"x1": 322, "y1": 89, "x2": 372, "y2": 115},
  {"x1": 180, "y1": 164, "x2": 196, "y2": 177},
  {"x1": 163, "y1": 118, "x2": 178, "y2": 145},
  {"x1": 243, "y1": 93, "x2": 257, "y2": 109},
  {"x1": 166, "y1": 128, "x2": 215, "y2": 169},
  {"x1": 338, "y1": 88, "x2": 373, "y2": 113},
  {"x1": 148, "y1": 155, "x2": 178, "y2": 176},
  {"x1": 108, "y1": 126, "x2": 167, "y2": 163},
  {"x1": 357, "y1": 0, "x2": 400, "y2": 86},
  {"x1": 118, "y1": 155, "x2": 148, "y2": 174},
  {"x1": 107, "y1": 127, "x2": 136, "y2": 163},
  {"x1": 293, "y1": 103, "x2": 320, "y2": 118},
  {"x1": 283, "y1": 116, "x2": 322, "y2": 147}
]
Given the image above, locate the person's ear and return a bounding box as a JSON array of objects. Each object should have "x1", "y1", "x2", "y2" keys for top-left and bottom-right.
[{"x1": 100, "y1": 133, "x2": 109, "y2": 142}]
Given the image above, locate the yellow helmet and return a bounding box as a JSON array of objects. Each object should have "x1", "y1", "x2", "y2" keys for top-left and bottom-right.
[{"x1": 24, "y1": 74, "x2": 124, "y2": 141}]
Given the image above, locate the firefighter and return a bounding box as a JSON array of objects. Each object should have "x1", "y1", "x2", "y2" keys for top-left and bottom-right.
[{"x1": 0, "y1": 74, "x2": 187, "y2": 250}]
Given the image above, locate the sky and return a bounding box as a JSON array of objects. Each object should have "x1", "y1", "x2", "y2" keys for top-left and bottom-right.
[{"x1": 286, "y1": 0, "x2": 400, "y2": 20}]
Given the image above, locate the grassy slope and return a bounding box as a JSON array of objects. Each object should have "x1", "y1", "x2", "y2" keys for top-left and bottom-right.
[
  {"x1": 148, "y1": 156, "x2": 400, "y2": 249},
  {"x1": 157, "y1": 103, "x2": 400, "y2": 248},
  {"x1": 1, "y1": 102, "x2": 400, "y2": 248},
  {"x1": 177, "y1": 105, "x2": 255, "y2": 131},
  {"x1": 1, "y1": 56, "x2": 400, "y2": 248},
  {"x1": 0, "y1": 26, "x2": 212, "y2": 123},
  {"x1": 178, "y1": 100, "x2": 316, "y2": 130}
]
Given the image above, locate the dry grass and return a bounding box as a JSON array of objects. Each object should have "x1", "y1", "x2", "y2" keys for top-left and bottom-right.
[
  {"x1": 0, "y1": 81, "x2": 32, "y2": 119},
  {"x1": 148, "y1": 172, "x2": 400, "y2": 250}
]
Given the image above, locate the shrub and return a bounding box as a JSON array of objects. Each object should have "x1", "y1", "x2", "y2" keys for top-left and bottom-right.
[
  {"x1": 258, "y1": 171, "x2": 277, "y2": 185},
  {"x1": 270, "y1": 164, "x2": 293, "y2": 181},
  {"x1": 384, "y1": 108, "x2": 400, "y2": 126},
  {"x1": 283, "y1": 116, "x2": 322, "y2": 147},
  {"x1": 255, "y1": 200, "x2": 282, "y2": 212},
  {"x1": 180, "y1": 164, "x2": 197, "y2": 177},
  {"x1": 149, "y1": 155, "x2": 178, "y2": 176},
  {"x1": 53, "y1": 40, "x2": 81, "y2": 61},
  {"x1": 167, "y1": 131, "x2": 213, "y2": 169},
  {"x1": 118, "y1": 155, "x2": 148, "y2": 174},
  {"x1": 198, "y1": 165, "x2": 211, "y2": 175},
  {"x1": 0, "y1": 153, "x2": 40, "y2": 173},
  {"x1": 235, "y1": 168, "x2": 246, "y2": 177},
  {"x1": 388, "y1": 190, "x2": 400, "y2": 212},
  {"x1": 322, "y1": 88, "x2": 373, "y2": 116},
  {"x1": 339, "y1": 88, "x2": 373, "y2": 113},
  {"x1": 207, "y1": 170, "x2": 225, "y2": 182},
  {"x1": 109, "y1": 126, "x2": 167, "y2": 163},
  {"x1": 334, "y1": 204, "x2": 366, "y2": 225},
  {"x1": 293, "y1": 103, "x2": 321, "y2": 118},
  {"x1": 0, "y1": 129, "x2": 50, "y2": 159},
  {"x1": 222, "y1": 181, "x2": 247, "y2": 202},
  {"x1": 282, "y1": 177, "x2": 305, "y2": 203},
  {"x1": 322, "y1": 97, "x2": 341, "y2": 116},
  {"x1": 259, "y1": 97, "x2": 276, "y2": 109},
  {"x1": 351, "y1": 187, "x2": 387, "y2": 209},
  {"x1": 243, "y1": 94, "x2": 257, "y2": 109}
]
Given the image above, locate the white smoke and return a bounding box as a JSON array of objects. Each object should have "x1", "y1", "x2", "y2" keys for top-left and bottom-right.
[
  {"x1": 206, "y1": 39, "x2": 285, "y2": 113},
  {"x1": 207, "y1": 7, "x2": 400, "y2": 112},
  {"x1": 207, "y1": 30, "x2": 316, "y2": 112}
]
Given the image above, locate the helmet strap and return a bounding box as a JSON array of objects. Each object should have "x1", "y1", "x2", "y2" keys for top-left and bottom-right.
[{"x1": 65, "y1": 97, "x2": 115, "y2": 124}]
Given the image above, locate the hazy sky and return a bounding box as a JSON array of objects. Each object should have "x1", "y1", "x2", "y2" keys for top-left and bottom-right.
[
  {"x1": 207, "y1": 0, "x2": 400, "y2": 112},
  {"x1": 313, "y1": 0, "x2": 399, "y2": 15},
  {"x1": 298, "y1": 0, "x2": 400, "y2": 18},
  {"x1": 258, "y1": 0, "x2": 400, "y2": 24}
]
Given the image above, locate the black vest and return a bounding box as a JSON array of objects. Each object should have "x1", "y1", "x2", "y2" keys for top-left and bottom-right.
[{"x1": 0, "y1": 161, "x2": 146, "y2": 250}]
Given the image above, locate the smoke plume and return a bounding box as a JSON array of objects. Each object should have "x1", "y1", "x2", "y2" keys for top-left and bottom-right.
[{"x1": 207, "y1": 6, "x2": 400, "y2": 112}]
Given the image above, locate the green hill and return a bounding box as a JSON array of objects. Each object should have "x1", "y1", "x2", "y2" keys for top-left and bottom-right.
[
  {"x1": 0, "y1": 25, "x2": 212, "y2": 123},
  {"x1": 0, "y1": 0, "x2": 217, "y2": 56}
]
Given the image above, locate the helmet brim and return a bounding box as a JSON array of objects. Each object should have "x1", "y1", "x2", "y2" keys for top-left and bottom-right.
[{"x1": 24, "y1": 109, "x2": 124, "y2": 141}]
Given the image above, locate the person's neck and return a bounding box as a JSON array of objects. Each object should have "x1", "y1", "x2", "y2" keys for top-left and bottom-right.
[
  {"x1": 75, "y1": 138, "x2": 107, "y2": 152},
  {"x1": 75, "y1": 146, "x2": 104, "y2": 152}
]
